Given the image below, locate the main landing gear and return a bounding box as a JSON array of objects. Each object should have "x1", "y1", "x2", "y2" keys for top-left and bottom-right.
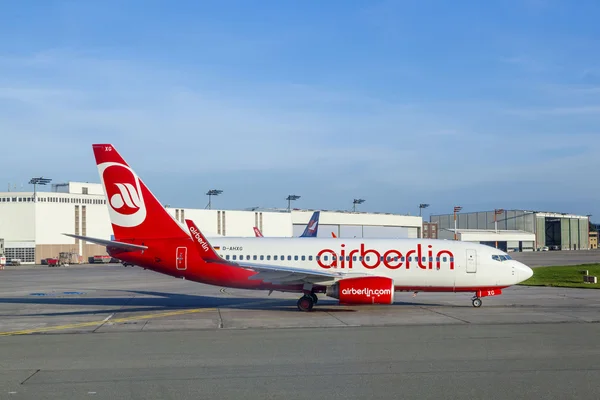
[{"x1": 297, "y1": 293, "x2": 318, "y2": 312}]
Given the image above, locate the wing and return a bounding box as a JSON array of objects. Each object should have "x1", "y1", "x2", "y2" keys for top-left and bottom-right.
[{"x1": 234, "y1": 261, "x2": 371, "y2": 286}]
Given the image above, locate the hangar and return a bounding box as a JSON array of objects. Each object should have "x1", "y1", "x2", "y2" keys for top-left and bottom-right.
[
  {"x1": 431, "y1": 210, "x2": 591, "y2": 251},
  {"x1": 0, "y1": 181, "x2": 422, "y2": 264}
]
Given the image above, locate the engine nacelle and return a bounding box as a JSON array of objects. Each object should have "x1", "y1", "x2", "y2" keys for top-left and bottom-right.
[{"x1": 326, "y1": 276, "x2": 394, "y2": 305}]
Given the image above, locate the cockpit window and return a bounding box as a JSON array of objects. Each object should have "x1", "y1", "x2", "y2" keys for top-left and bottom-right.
[{"x1": 492, "y1": 254, "x2": 512, "y2": 262}]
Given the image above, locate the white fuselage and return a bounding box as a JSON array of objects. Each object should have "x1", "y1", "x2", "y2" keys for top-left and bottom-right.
[{"x1": 207, "y1": 237, "x2": 533, "y2": 290}]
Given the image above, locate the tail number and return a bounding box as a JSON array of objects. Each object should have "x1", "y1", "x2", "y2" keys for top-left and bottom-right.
[{"x1": 477, "y1": 289, "x2": 502, "y2": 298}]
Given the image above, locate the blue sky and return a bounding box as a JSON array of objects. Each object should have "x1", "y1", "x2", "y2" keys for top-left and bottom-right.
[{"x1": 1, "y1": 0, "x2": 599, "y2": 219}]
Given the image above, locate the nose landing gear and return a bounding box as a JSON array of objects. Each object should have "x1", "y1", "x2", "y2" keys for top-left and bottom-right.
[{"x1": 471, "y1": 288, "x2": 502, "y2": 307}]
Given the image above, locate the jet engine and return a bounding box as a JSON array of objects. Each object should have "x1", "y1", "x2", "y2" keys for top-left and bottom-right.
[{"x1": 326, "y1": 276, "x2": 394, "y2": 305}]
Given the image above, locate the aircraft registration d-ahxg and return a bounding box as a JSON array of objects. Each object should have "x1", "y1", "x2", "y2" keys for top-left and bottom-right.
[{"x1": 65, "y1": 144, "x2": 534, "y2": 311}]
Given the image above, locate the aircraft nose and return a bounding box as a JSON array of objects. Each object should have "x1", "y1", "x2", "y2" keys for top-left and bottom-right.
[{"x1": 515, "y1": 262, "x2": 533, "y2": 282}]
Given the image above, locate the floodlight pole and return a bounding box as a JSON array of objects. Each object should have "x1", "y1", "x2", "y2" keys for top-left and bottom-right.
[
  {"x1": 453, "y1": 206, "x2": 462, "y2": 240},
  {"x1": 419, "y1": 203, "x2": 430, "y2": 217},
  {"x1": 28, "y1": 177, "x2": 52, "y2": 201},
  {"x1": 353, "y1": 199, "x2": 365, "y2": 212},
  {"x1": 494, "y1": 208, "x2": 504, "y2": 248},
  {"x1": 205, "y1": 189, "x2": 223, "y2": 210},
  {"x1": 286, "y1": 195, "x2": 300, "y2": 211}
]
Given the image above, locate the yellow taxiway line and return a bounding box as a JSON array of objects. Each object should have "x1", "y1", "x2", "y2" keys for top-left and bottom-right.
[
  {"x1": 0, "y1": 298, "x2": 279, "y2": 336},
  {"x1": 0, "y1": 307, "x2": 217, "y2": 336}
]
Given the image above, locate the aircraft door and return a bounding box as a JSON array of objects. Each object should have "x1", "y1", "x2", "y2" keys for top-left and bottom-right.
[
  {"x1": 466, "y1": 249, "x2": 477, "y2": 273},
  {"x1": 176, "y1": 247, "x2": 187, "y2": 270}
]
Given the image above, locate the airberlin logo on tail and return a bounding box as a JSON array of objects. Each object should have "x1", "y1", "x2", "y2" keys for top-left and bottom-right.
[
  {"x1": 189, "y1": 226, "x2": 210, "y2": 252},
  {"x1": 111, "y1": 183, "x2": 142, "y2": 212},
  {"x1": 317, "y1": 244, "x2": 455, "y2": 270},
  {"x1": 98, "y1": 162, "x2": 147, "y2": 227}
]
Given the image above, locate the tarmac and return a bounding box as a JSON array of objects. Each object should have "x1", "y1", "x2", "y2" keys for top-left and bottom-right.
[{"x1": 1, "y1": 251, "x2": 599, "y2": 399}]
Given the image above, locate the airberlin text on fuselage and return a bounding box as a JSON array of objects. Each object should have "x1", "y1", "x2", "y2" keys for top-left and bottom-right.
[{"x1": 317, "y1": 243, "x2": 454, "y2": 270}]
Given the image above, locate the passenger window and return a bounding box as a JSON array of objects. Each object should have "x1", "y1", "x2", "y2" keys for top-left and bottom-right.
[
  {"x1": 353, "y1": 256, "x2": 357, "y2": 261},
  {"x1": 253, "y1": 255, "x2": 257, "y2": 260},
  {"x1": 324, "y1": 256, "x2": 328, "y2": 261},
  {"x1": 267, "y1": 255, "x2": 271, "y2": 260},
  {"x1": 260, "y1": 255, "x2": 264, "y2": 260},
  {"x1": 309, "y1": 255, "x2": 313, "y2": 261},
  {"x1": 443, "y1": 257, "x2": 447, "y2": 262},
  {"x1": 246, "y1": 255, "x2": 250, "y2": 260},
  {"x1": 366, "y1": 256, "x2": 370, "y2": 261},
  {"x1": 287, "y1": 256, "x2": 291, "y2": 261},
  {"x1": 301, "y1": 256, "x2": 305, "y2": 261},
  {"x1": 294, "y1": 256, "x2": 298, "y2": 261}
]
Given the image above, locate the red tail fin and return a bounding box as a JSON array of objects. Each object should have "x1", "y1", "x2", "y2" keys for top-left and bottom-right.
[
  {"x1": 93, "y1": 144, "x2": 189, "y2": 241},
  {"x1": 253, "y1": 226, "x2": 264, "y2": 237},
  {"x1": 331, "y1": 232, "x2": 337, "y2": 238},
  {"x1": 185, "y1": 219, "x2": 222, "y2": 262}
]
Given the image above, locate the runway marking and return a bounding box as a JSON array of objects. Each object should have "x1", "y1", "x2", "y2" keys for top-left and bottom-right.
[{"x1": 0, "y1": 299, "x2": 280, "y2": 336}]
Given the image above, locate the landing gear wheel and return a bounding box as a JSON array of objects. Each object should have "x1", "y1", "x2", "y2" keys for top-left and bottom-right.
[
  {"x1": 472, "y1": 298, "x2": 482, "y2": 308},
  {"x1": 309, "y1": 293, "x2": 318, "y2": 305},
  {"x1": 297, "y1": 295, "x2": 314, "y2": 312}
]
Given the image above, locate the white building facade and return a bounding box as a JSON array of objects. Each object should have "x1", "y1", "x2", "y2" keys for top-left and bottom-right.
[{"x1": 0, "y1": 182, "x2": 423, "y2": 264}]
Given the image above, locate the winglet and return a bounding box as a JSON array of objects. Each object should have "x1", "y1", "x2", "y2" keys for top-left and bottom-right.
[
  {"x1": 185, "y1": 219, "x2": 222, "y2": 262},
  {"x1": 253, "y1": 227, "x2": 264, "y2": 237},
  {"x1": 331, "y1": 232, "x2": 337, "y2": 238}
]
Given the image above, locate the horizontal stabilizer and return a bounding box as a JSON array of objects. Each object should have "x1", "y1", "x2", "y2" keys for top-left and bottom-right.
[{"x1": 63, "y1": 233, "x2": 148, "y2": 251}]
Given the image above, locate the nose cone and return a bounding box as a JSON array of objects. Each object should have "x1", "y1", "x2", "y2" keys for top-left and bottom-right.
[{"x1": 515, "y1": 262, "x2": 534, "y2": 283}]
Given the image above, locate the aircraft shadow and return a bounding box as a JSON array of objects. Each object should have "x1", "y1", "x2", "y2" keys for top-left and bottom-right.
[{"x1": 0, "y1": 289, "x2": 448, "y2": 317}]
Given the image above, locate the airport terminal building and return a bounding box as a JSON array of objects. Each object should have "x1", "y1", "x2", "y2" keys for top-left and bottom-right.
[
  {"x1": 0, "y1": 181, "x2": 423, "y2": 264},
  {"x1": 431, "y1": 210, "x2": 591, "y2": 252}
]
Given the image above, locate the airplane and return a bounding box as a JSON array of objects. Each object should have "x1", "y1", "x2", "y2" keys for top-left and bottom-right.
[
  {"x1": 254, "y1": 211, "x2": 321, "y2": 238},
  {"x1": 65, "y1": 143, "x2": 534, "y2": 312}
]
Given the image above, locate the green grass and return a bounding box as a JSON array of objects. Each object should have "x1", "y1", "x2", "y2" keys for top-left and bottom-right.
[{"x1": 519, "y1": 264, "x2": 600, "y2": 289}]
